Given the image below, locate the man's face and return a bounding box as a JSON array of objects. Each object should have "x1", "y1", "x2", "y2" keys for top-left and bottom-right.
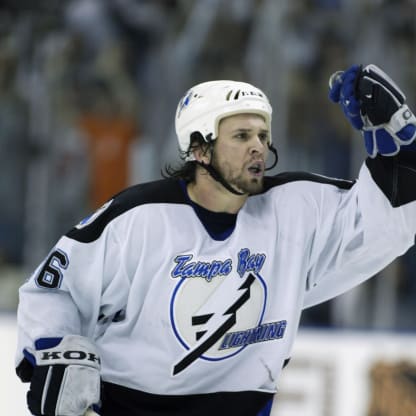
[{"x1": 210, "y1": 113, "x2": 270, "y2": 195}]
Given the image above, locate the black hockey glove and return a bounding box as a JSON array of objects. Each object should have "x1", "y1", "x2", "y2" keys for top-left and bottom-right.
[
  {"x1": 329, "y1": 64, "x2": 416, "y2": 157},
  {"x1": 25, "y1": 335, "x2": 101, "y2": 416}
]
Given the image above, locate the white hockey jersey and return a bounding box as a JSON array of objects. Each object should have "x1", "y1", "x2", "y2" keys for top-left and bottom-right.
[{"x1": 16, "y1": 155, "x2": 416, "y2": 415}]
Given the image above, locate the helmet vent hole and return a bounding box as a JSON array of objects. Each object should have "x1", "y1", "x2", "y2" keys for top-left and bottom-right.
[{"x1": 225, "y1": 89, "x2": 241, "y2": 101}]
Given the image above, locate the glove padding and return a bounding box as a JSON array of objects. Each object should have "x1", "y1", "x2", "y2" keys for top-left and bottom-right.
[
  {"x1": 26, "y1": 335, "x2": 101, "y2": 416},
  {"x1": 329, "y1": 64, "x2": 416, "y2": 157}
]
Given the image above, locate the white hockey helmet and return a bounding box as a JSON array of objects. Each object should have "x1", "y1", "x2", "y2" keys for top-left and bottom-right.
[{"x1": 175, "y1": 80, "x2": 273, "y2": 161}]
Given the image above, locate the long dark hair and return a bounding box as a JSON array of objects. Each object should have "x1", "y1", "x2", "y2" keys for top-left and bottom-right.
[
  {"x1": 163, "y1": 161, "x2": 198, "y2": 182},
  {"x1": 162, "y1": 132, "x2": 211, "y2": 182}
]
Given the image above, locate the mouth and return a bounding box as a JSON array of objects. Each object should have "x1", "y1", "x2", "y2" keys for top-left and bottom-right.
[{"x1": 247, "y1": 161, "x2": 264, "y2": 177}]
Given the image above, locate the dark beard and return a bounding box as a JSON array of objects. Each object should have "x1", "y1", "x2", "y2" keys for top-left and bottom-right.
[
  {"x1": 233, "y1": 176, "x2": 264, "y2": 195},
  {"x1": 211, "y1": 155, "x2": 264, "y2": 195}
]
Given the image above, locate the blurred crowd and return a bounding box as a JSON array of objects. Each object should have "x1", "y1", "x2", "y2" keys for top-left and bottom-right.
[{"x1": 0, "y1": 0, "x2": 415, "y2": 329}]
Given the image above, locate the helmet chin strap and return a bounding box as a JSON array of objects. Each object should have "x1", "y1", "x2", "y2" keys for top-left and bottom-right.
[
  {"x1": 196, "y1": 144, "x2": 278, "y2": 196},
  {"x1": 194, "y1": 132, "x2": 246, "y2": 196},
  {"x1": 265, "y1": 144, "x2": 279, "y2": 171},
  {"x1": 196, "y1": 161, "x2": 247, "y2": 196}
]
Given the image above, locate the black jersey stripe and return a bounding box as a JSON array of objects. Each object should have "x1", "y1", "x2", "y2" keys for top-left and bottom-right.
[
  {"x1": 263, "y1": 171, "x2": 355, "y2": 192},
  {"x1": 66, "y1": 179, "x2": 188, "y2": 243},
  {"x1": 101, "y1": 381, "x2": 274, "y2": 416},
  {"x1": 66, "y1": 171, "x2": 355, "y2": 244},
  {"x1": 365, "y1": 152, "x2": 416, "y2": 207}
]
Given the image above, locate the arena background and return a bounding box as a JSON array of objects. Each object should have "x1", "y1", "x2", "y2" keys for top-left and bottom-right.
[{"x1": 1, "y1": 1, "x2": 415, "y2": 415}]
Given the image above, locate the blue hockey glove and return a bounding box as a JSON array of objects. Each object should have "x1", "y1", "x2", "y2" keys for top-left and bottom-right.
[
  {"x1": 329, "y1": 64, "x2": 364, "y2": 130},
  {"x1": 329, "y1": 64, "x2": 416, "y2": 157}
]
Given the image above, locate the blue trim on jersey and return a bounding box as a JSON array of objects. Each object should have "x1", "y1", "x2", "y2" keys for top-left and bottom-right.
[
  {"x1": 179, "y1": 180, "x2": 237, "y2": 241},
  {"x1": 257, "y1": 397, "x2": 273, "y2": 416},
  {"x1": 92, "y1": 404, "x2": 101, "y2": 414}
]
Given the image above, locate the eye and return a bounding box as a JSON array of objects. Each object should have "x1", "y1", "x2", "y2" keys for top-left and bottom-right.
[
  {"x1": 234, "y1": 132, "x2": 249, "y2": 140},
  {"x1": 258, "y1": 133, "x2": 269, "y2": 143}
]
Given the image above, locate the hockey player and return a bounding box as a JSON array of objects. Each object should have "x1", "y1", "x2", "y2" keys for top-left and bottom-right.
[{"x1": 16, "y1": 64, "x2": 416, "y2": 416}]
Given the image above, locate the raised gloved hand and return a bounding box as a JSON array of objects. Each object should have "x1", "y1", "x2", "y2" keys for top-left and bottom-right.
[
  {"x1": 25, "y1": 335, "x2": 101, "y2": 416},
  {"x1": 329, "y1": 64, "x2": 416, "y2": 157}
]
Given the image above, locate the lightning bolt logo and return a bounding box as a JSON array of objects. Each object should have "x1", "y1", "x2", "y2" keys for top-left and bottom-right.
[{"x1": 173, "y1": 273, "x2": 256, "y2": 375}]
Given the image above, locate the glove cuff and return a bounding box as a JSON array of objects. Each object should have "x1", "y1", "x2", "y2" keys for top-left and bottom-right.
[
  {"x1": 32, "y1": 335, "x2": 101, "y2": 370},
  {"x1": 387, "y1": 104, "x2": 416, "y2": 135}
]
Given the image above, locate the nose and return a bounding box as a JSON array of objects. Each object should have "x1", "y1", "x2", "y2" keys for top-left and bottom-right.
[{"x1": 249, "y1": 135, "x2": 267, "y2": 155}]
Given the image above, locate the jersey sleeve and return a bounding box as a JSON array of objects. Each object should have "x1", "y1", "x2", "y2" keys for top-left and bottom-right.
[
  {"x1": 303, "y1": 153, "x2": 416, "y2": 309},
  {"x1": 15, "y1": 217, "x2": 130, "y2": 370}
]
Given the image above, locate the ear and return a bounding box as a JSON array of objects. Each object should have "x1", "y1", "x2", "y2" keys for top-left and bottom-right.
[{"x1": 193, "y1": 143, "x2": 211, "y2": 164}]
